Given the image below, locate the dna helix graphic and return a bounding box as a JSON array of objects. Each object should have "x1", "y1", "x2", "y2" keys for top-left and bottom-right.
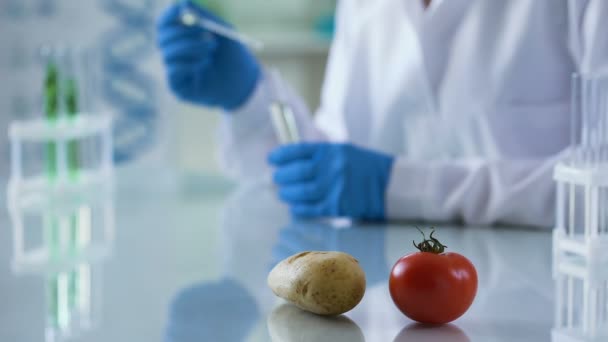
[{"x1": 99, "y1": 0, "x2": 160, "y2": 163}]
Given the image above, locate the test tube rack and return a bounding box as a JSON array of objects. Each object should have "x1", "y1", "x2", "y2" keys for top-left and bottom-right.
[
  {"x1": 8, "y1": 114, "x2": 114, "y2": 203},
  {"x1": 552, "y1": 161, "x2": 608, "y2": 342}
]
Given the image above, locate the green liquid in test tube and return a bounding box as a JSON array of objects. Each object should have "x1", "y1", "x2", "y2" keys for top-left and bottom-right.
[
  {"x1": 65, "y1": 77, "x2": 80, "y2": 181},
  {"x1": 65, "y1": 70, "x2": 83, "y2": 319},
  {"x1": 42, "y1": 53, "x2": 81, "y2": 335},
  {"x1": 43, "y1": 51, "x2": 87, "y2": 333},
  {"x1": 43, "y1": 61, "x2": 62, "y2": 262},
  {"x1": 44, "y1": 62, "x2": 59, "y2": 180}
]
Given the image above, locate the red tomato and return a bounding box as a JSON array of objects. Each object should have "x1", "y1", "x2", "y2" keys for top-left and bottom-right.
[{"x1": 389, "y1": 230, "x2": 477, "y2": 324}]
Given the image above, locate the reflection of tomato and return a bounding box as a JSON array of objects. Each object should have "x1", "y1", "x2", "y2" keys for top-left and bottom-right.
[
  {"x1": 389, "y1": 230, "x2": 477, "y2": 324},
  {"x1": 393, "y1": 323, "x2": 470, "y2": 342}
]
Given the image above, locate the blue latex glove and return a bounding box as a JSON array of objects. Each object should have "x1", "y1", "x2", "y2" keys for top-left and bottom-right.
[
  {"x1": 156, "y1": 2, "x2": 260, "y2": 110},
  {"x1": 268, "y1": 143, "x2": 395, "y2": 220}
]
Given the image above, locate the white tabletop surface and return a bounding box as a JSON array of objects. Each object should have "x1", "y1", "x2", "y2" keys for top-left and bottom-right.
[{"x1": 1, "y1": 176, "x2": 556, "y2": 342}]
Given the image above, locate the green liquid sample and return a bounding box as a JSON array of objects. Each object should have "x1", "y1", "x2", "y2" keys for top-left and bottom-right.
[
  {"x1": 44, "y1": 62, "x2": 59, "y2": 181},
  {"x1": 65, "y1": 77, "x2": 80, "y2": 180}
]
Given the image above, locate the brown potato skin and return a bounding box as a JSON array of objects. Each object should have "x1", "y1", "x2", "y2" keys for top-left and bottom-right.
[{"x1": 268, "y1": 251, "x2": 366, "y2": 315}]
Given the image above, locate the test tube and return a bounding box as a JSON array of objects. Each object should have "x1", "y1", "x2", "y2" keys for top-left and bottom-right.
[
  {"x1": 571, "y1": 74, "x2": 581, "y2": 166},
  {"x1": 583, "y1": 77, "x2": 590, "y2": 164},
  {"x1": 268, "y1": 69, "x2": 300, "y2": 144},
  {"x1": 270, "y1": 103, "x2": 300, "y2": 144},
  {"x1": 60, "y1": 48, "x2": 81, "y2": 181},
  {"x1": 598, "y1": 80, "x2": 604, "y2": 164},
  {"x1": 600, "y1": 79, "x2": 606, "y2": 163},
  {"x1": 41, "y1": 47, "x2": 61, "y2": 181},
  {"x1": 590, "y1": 79, "x2": 598, "y2": 165}
]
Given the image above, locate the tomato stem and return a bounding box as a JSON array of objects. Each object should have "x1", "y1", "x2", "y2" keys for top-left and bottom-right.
[{"x1": 413, "y1": 227, "x2": 447, "y2": 254}]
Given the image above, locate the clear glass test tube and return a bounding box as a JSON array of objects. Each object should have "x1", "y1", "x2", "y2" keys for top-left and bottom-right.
[{"x1": 571, "y1": 73, "x2": 581, "y2": 166}]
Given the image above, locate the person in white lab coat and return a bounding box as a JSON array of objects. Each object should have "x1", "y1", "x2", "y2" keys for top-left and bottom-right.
[{"x1": 157, "y1": 0, "x2": 608, "y2": 227}]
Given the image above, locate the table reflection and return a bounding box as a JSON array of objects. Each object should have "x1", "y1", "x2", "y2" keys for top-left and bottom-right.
[
  {"x1": 165, "y1": 278, "x2": 259, "y2": 342},
  {"x1": 8, "y1": 187, "x2": 115, "y2": 342},
  {"x1": 268, "y1": 303, "x2": 364, "y2": 342},
  {"x1": 393, "y1": 323, "x2": 470, "y2": 342},
  {"x1": 164, "y1": 184, "x2": 557, "y2": 342}
]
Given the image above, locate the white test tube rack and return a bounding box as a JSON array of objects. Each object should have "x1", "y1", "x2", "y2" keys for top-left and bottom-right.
[
  {"x1": 8, "y1": 114, "x2": 114, "y2": 202},
  {"x1": 553, "y1": 161, "x2": 608, "y2": 341}
]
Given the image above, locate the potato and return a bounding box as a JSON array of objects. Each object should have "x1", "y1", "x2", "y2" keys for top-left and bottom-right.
[
  {"x1": 267, "y1": 303, "x2": 365, "y2": 342},
  {"x1": 267, "y1": 251, "x2": 366, "y2": 315}
]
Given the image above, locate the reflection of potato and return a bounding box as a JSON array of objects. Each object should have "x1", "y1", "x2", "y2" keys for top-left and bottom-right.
[
  {"x1": 268, "y1": 251, "x2": 366, "y2": 315},
  {"x1": 268, "y1": 303, "x2": 365, "y2": 342}
]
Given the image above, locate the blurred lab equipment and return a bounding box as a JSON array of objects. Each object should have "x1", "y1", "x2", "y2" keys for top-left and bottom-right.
[
  {"x1": 268, "y1": 143, "x2": 394, "y2": 220},
  {"x1": 568, "y1": 74, "x2": 608, "y2": 167},
  {"x1": 157, "y1": 3, "x2": 261, "y2": 111},
  {"x1": 0, "y1": 1, "x2": 165, "y2": 176},
  {"x1": 313, "y1": 12, "x2": 335, "y2": 40},
  {"x1": 553, "y1": 73, "x2": 608, "y2": 342},
  {"x1": 8, "y1": 46, "x2": 114, "y2": 202}
]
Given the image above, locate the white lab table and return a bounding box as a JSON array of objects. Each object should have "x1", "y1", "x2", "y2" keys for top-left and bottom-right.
[{"x1": 0, "y1": 176, "x2": 555, "y2": 342}]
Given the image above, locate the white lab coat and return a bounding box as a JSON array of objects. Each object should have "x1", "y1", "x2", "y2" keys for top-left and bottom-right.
[{"x1": 218, "y1": 0, "x2": 608, "y2": 227}]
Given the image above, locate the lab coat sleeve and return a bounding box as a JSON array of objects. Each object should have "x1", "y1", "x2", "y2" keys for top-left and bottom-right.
[
  {"x1": 577, "y1": 0, "x2": 608, "y2": 74},
  {"x1": 386, "y1": 1, "x2": 608, "y2": 228},
  {"x1": 216, "y1": 0, "x2": 355, "y2": 180},
  {"x1": 385, "y1": 156, "x2": 563, "y2": 228}
]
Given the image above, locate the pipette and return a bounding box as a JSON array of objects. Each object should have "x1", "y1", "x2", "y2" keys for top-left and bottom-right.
[{"x1": 179, "y1": 2, "x2": 264, "y2": 51}]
